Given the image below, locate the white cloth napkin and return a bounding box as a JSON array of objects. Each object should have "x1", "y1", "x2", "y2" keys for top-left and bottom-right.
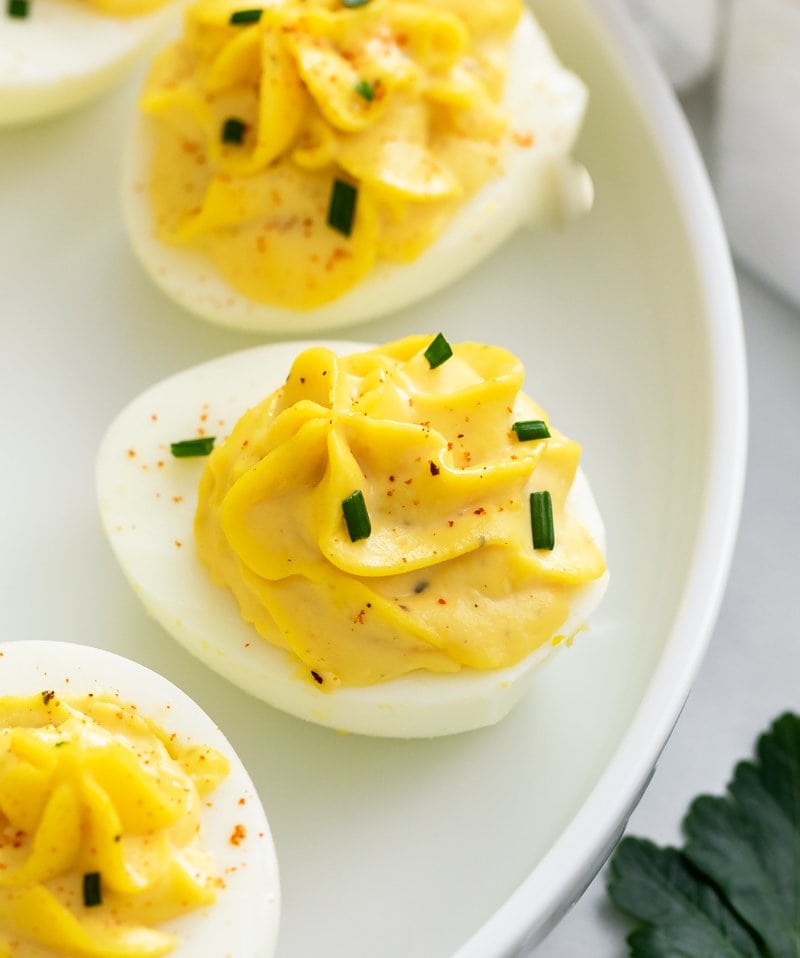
[
  {"x1": 714, "y1": 0, "x2": 800, "y2": 307},
  {"x1": 618, "y1": 0, "x2": 720, "y2": 90},
  {"x1": 619, "y1": 0, "x2": 800, "y2": 308}
]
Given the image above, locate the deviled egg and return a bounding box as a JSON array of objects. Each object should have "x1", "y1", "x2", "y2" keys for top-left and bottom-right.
[
  {"x1": 96, "y1": 337, "x2": 608, "y2": 738},
  {"x1": 122, "y1": 0, "x2": 592, "y2": 332},
  {"x1": 0, "y1": 0, "x2": 182, "y2": 127},
  {"x1": 0, "y1": 640, "x2": 280, "y2": 957}
]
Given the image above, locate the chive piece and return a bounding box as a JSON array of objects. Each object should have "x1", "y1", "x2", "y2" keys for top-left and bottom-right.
[
  {"x1": 353, "y1": 79, "x2": 375, "y2": 101},
  {"x1": 341, "y1": 0, "x2": 371, "y2": 7},
  {"x1": 7, "y1": 0, "x2": 29, "y2": 17},
  {"x1": 229, "y1": 7, "x2": 261, "y2": 23},
  {"x1": 530, "y1": 491, "x2": 555, "y2": 551},
  {"x1": 423, "y1": 333, "x2": 453, "y2": 369},
  {"x1": 170, "y1": 437, "x2": 216, "y2": 458},
  {"x1": 221, "y1": 117, "x2": 247, "y2": 145},
  {"x1": 512, "y1": 420, "x2": 550, "y2": 442},
  {"x1": 342, "y1": 490, "x2": 371, "y2": 541},
  {"x1": 83, "y1": 872, "x2": 102, "y2": 908},
  {"x1": 327, "y1": 179, "x2": 358, "y2": 237}
]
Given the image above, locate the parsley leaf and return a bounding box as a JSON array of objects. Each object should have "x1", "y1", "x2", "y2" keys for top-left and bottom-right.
[
  {"x1": 608, "y1": 712, "x2": 800, "y2": 957},
  {"x1": 610, "y1": 839, "x2": 762, "y2": 956}
]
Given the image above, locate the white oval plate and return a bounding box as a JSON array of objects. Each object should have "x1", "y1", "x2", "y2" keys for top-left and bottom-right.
[{"x1": 0, "y1": 0, "x2": 746, "y2": 954}]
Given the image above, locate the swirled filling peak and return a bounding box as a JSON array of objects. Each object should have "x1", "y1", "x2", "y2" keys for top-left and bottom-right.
[
  {"x1": 195, "y1": 335, "x2": 606, "y2": 687},
  {"x1": 140, "y1": 0, "x2": 526, "y2": 308}
]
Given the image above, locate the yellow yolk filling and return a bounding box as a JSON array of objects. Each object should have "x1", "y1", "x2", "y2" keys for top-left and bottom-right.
[
  {"x1": 84, "y1": 0, "x2": 170, "y2": 17},
  {"x1": 0, "y1": 694, "x2": 229, "y2": 958},
  {"x1": 195, "y1": 336, "x2": 607, "y2": 687},
  {"x1": 140, "y1": 0, "x2": 524, "y2": 309}
]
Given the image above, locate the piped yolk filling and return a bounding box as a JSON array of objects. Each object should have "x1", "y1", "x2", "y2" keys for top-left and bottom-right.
[
  {"x1": 195, "y1": 335, "x2": 606, "y2": 687},
  {"x1": 141, "y1": 0, "x2": 525, "y2": 308},
  {"x1": 86, "y1": 0, "x2": 172, "y2": 17},
  {"x1": 0, "y1": 694, "x2": 229, "y2": 958}
]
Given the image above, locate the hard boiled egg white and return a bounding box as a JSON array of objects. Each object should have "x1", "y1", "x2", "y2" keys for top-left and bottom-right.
[
  {"x1": 122, "y1": 9, "x2": 592, "y2": 333},
  {"x1": 0, "y1": 0, "x2": 181, "y2": 127},
  {"x1": 96, "y1": 341, "x2": 608, "y2": 739},
  {"x1": 0, "y1": 640, "x2": 281, "y2": 957}
]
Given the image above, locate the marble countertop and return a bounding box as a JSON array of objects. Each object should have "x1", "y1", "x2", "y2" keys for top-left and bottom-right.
[{"x1": 533, "y1": 80, "x2": 800, "y2": 956}]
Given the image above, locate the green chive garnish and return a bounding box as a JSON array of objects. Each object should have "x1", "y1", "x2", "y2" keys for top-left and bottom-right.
[
  {"x1": 221, "y1": 117, "x2": 247, "y2": 145},
  {"x1": 423, "y1": 333, "x2": 453, "y2": 369},
  {"x1": 354, "y1": 79, "x2": 375, "y2": 101},
  {"x1": 83, "y1": 872, "x2": 102, "y2": 908},
  {"x1": 229, "y1": 7, "x2": 262, "y2": 23},
  {"x1": 7, "y1": 0, "x2": 29, "y2": 17},
  {"x1": 327, "y1": 179, "x2": 357, "y2": 237},
  {"x1": 342, "y1": 490, "x2": 371, "y2": 541},
  {"x1": 530, "y1": 491, "x2": 555, "y2": 551},
  {"x1": 170, "y1": 437, "x2": 216, "y2": 458},
  {"x1": 341, "y1": 0, "x2": 372, "y2": 7},
  {"x1": 512, "y1": 420, "x2": 550, "y2": 442}
]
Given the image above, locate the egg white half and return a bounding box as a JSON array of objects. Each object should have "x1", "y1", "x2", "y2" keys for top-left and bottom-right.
[
  {"x1": 122, "y1": 9, "x2": 592, "y2": 333},
  {"x1": 96, "y1": 341, "x2": 608, "y2": 738},
  {"x1": 0, "y1": 640, "x2": 280, "y2": 957},
  {"x1": 0, "y1": 0, "x2": 182, "y2": 127}
]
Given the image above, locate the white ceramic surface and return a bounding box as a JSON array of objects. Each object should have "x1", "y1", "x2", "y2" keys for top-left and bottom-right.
[
  {"x1": 529, "y1": 74, "x2": 798, "y2": 958},
  {"x1": 0, "y1": 0, "x2": 746, "y2": 955}
]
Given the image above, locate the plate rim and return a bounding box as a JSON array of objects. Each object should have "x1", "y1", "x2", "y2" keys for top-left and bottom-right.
[{"x1": 454, "y1": 0, "x2": 748, "y2": 953}]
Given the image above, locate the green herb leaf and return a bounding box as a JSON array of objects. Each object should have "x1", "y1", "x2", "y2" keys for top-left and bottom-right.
[
  {"x1": 327, "y1": 179, "x2": 357, "y2": 237},
  {"x1": 170, "y1": 436, "x2": 216, "y2": 458},
  {"x1": 529, "y1": 490, "x2": 554, "y2": 550},
  {"x1": 83, "y1": 872, "x2": 102, "y2": 908},
  {"x1": 229, "y1": 7, "x2": 262, "y2": 23},
  {"x1": 221, "y1": 117, "x2": 247, "y2": 145},
  {"x1": 423, "y1": 333, "x2": 452, "y2": 369},
  {"x1": 683, "y1": 715, "x2": 800, "y2": 958},
  {"x1": 608, "y1": 712, "x2": 800, "y2": 958},
  {"x1": 354, "y1": 78, "x2": 375, "y2": 101},
  {"x1": 7, "y1": 0, "x2": 29, "y2": 17},
  {"x1": 342, "y1": 490, "x2": 371, "y2": 541},
  {"x1": 512, "y1": 419, "x2": 550, "y2": 442},
  {"x1": 609, "y1": 839, "x2": 761, "y2": 957},
  {"x1": 341, "y1": 0, "x2": 371, "y2": 7}
]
